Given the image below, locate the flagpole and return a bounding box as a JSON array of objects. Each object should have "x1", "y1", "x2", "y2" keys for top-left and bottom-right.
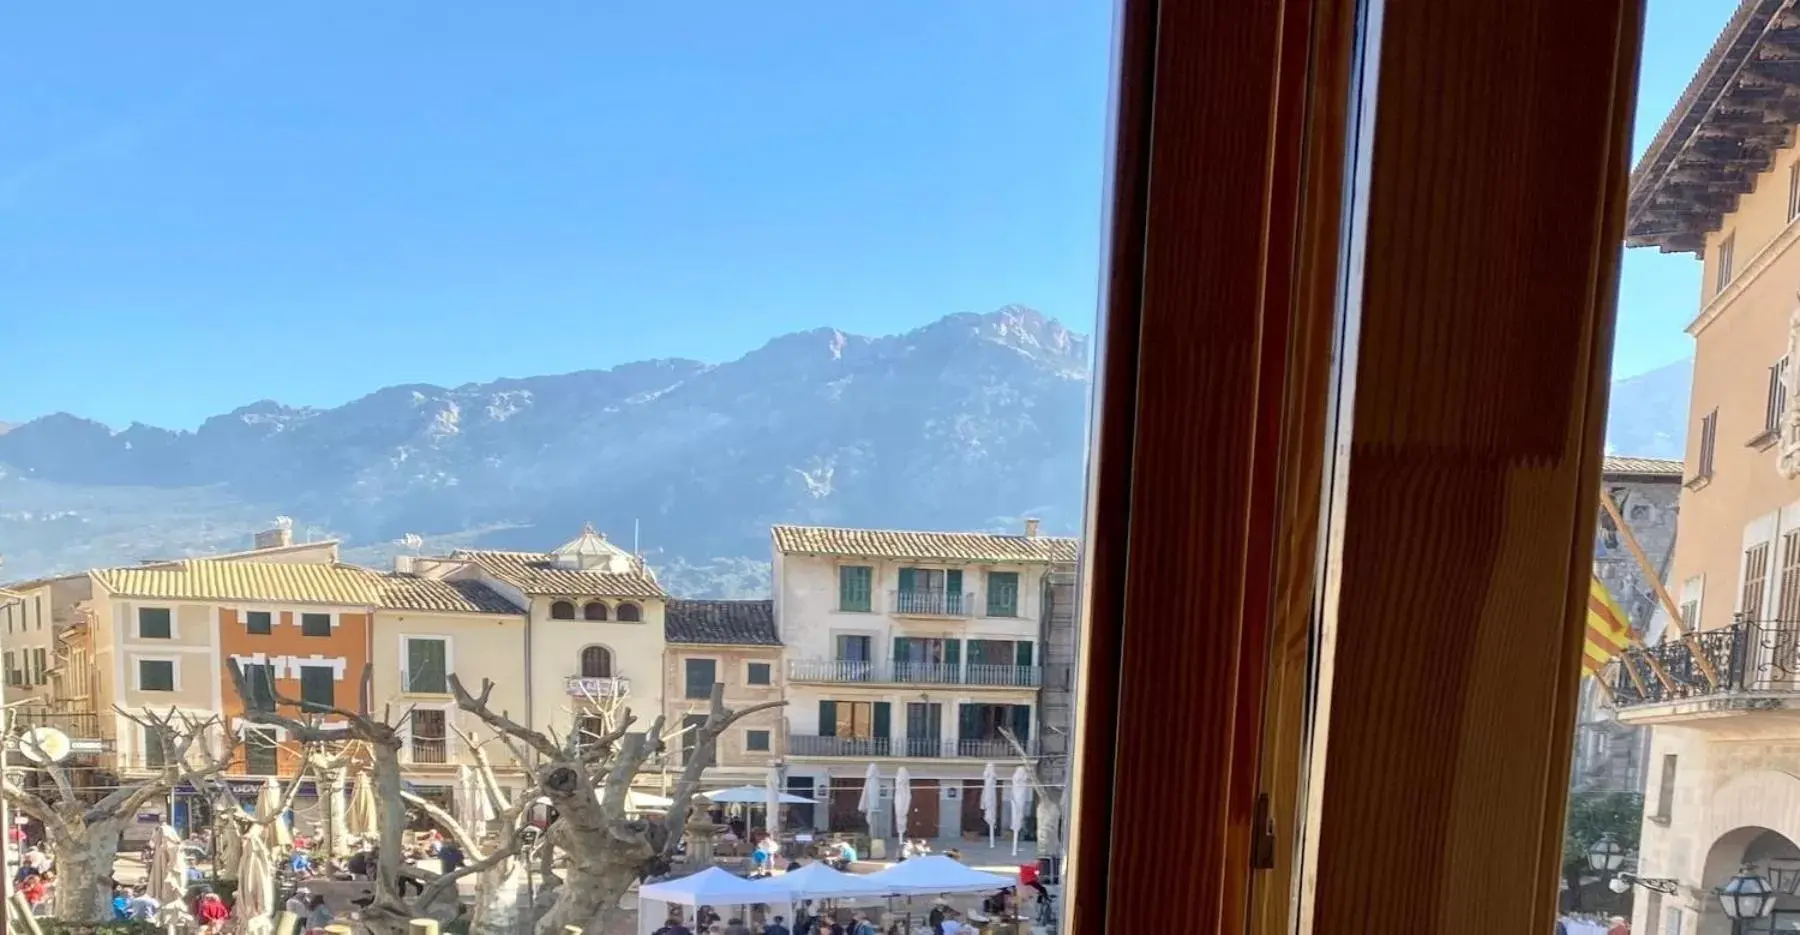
[{"x1": 1599, "y1": 489, "x2": 1719, "y2": 689}]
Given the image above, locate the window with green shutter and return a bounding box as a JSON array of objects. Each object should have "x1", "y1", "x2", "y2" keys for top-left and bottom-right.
[
  {"x1": 986, "y1": 571, "x2": 1020, "y2": 617},
  {"x1": 406, "y1": 638, "x2": 448, "y2": 694},
  {"x1": 839, "y1": 565, "x2": 873, "y2": 612},
  {"x1": 685, "y1": 658, "x2": 718, "y2": 699},
  {"x1": 139, "y1": 659, "x2": 175, "y2": 692},
  {"x1": 245, "y1": 728, "x2": 279, "y2": 776},
  {"x1": 299, "y1": 665, "x2": 335, "y2": 711},
  {"x1": 818, "y1": 700, "x2": 838, "y2": 736},
  {"x1": 138, "y1": 607, "x2": 172, "y2": 639},
  {"x1": 244, "y1": 663, "x2": 276, "y2": 710}
]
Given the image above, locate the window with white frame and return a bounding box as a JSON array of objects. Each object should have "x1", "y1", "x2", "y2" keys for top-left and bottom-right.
[
  {"x1": 404, "y1": 636, "x2": 450, "y2": 694},
  {"x1": 137, "y1": 658, "x2": 176, "y2": 692},
  {"x1": 138, "y1": 607, "x2": 173, "y2": 639}
]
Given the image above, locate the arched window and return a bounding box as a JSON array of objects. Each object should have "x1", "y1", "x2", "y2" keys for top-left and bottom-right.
[
  {"x1": 580, "y1": 646, "x2": 613, "y2": 678},
  {"x1": 583, "y1": 601, "x2": 609, "y2": 621},
  {"x1": 616, "y1": 602, "x2": 642, "y2": 623},
  {"x1": 550, "y1": 600, "x2": 576, "y2": 620}
]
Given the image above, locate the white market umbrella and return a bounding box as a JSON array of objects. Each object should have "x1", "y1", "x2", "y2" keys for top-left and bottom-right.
[
  {"x1": 980, "y1": 763, "x2": 1000, "y2": 848},
  {"x1": 702, "y1": 785, "x2": 815, "y2": 804},
  {"x1": 256, "y1": 777, "x2": 292, "y2": 849},
  {"x1": 765, "y1": 765, "x2": 782, "y2": 836},
  {"x1": 235, "y1": 827, "x2": 277, "y2": 935},
  {"x1": 639, "y1": 866, "x2": 776, "y2": 906},
  {"x1": 348, "y1": 772, "x2": 379, "y2": 838},
  {"x1": 1008, "y1": 766, "x2": 1031, "y2": 856},
  {"x1": 761, "y1": 861, "x2": 892, "y2": 900},
  {"x1": 214, "y1": 811, "x2": 243, "y2": 882},
  {"x1": 892, "y1": 767, "x2": 912, "y2": 840},
  {"x1": 857, "y1": 764, "x2": 880, "y2": 834},
  {"x1": 147, "y1": 823, "x2": 193, "y2": 928},
  {"x1": 458, "y1": 765, "x2": 495, "y2": 831}
]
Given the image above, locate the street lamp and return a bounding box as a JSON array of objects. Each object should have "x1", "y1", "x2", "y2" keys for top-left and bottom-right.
[
  {"x1": 1718, "y1": 865, "x2": 1778, "y2": 933},
  {"x1": 1589, "y1": 833, "x2": 1629, "y2": 873}
]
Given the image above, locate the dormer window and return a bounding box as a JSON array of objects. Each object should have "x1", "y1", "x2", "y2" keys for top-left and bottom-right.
[
  {"x1": 550, "y1": 600, "x2": 576, "y2": 620},
  {"x1": 583, "y1": 601, "x2": 609, "y2": 621}
]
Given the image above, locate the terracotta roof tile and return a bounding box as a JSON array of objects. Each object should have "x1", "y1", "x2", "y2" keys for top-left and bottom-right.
[
  {"x1": 771, "y1": 525, "x2": 1078, "y2": 564},
  {"x1": 376, "y1": 575, "x2": 523, "y2": 615},
  {"x1": 1602, "y1": 456, "x2": 1685, "y2": 478},
  {"x1": 451, "y1": 550, "x2": 667, "y2": 598},
  {"x1": 94, "y1": 560, "x2": 379, "y2": 606},
  {"x1": 665, "y1": 599, "x2": 780, "y2": 645}
]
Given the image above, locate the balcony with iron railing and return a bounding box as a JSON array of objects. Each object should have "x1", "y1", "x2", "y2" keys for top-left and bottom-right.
[
  {"x1": 788, "y1": 735, "x2": 1029, "y2": 758},
  {"x1": 890, "y1": 589, "x2": 975, "y2": 617},
  {"x1": 787, "y1": 658, "x2": 1040, "y2": 688},
  {"x1": 564, "y1": 675, "x2": 632, "y2": 699},
  {"x1": 1605, "y1": 618, "x2": 1800, "y2": 724}
]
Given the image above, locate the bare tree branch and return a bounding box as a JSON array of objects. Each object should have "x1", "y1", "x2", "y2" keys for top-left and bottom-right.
[
  {"x1": 87, "y1": 709, "x2": 234, "y2": 824},
  {"x1": 0, "y1": 774, "x2": 68, "y2": 840},
  {"x1": 658, "y1": 684, "x2": 787, "y2": 857},
  {"x1": 414, "y1": 830, "x2": 525, "y2": 912},
  {"x1": 449, "y1": 674, "x2": 560, "y2": 760},
  {"x1": 400, "y1": 790, "x2": 484, "y2": 859}
]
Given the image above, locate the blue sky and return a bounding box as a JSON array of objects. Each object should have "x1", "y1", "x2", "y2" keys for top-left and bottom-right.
[{"x1": 0, "y1": 2, "x2": 1728, "y2": 429}]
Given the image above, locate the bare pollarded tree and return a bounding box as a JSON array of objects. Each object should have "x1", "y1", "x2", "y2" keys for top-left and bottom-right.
[
  {"x1": 0, "y1": 707, "x2": 235, "y2": 923},
  {"x1": 226, "y1": 662, "x2": 540, "y2": 935},
  {"x1": 448, "y1": 674, "x2": 786, "y2": 935}
]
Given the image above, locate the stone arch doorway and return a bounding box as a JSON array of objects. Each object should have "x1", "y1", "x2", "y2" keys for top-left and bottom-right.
[{"x1": 1698, "y1": 826, "x2": 1800, "y2": 935}]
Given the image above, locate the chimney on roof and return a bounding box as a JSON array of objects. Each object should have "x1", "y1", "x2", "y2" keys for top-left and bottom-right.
[
  {"x1": 253, "y1": 526, "x2": 293, "y2": 550},
  {"x1": 1024, "y1": 518, "x2": 1041, "y2": 538}
]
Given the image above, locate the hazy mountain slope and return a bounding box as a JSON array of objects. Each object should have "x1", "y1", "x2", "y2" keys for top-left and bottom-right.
[{"x1": 1605, "y1": 358, "x2": 1692, "y2": 460}]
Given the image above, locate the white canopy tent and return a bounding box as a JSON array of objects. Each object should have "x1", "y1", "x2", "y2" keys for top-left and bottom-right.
[
  {"x1": 636, "y1": 867, "x2": 792, "y2": 935},
  {"x1": 861, "y1": 855, "x2": 1015, "y2": 896},
  {"x1": 759, "y1": 861, "x2": 894, "y2": 901}
]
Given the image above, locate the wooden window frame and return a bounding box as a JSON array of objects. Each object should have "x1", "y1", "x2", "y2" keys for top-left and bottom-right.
[
  {"x1": 1717, "y1": 230, "x2": 1736, "y2": 294},
  {"x1": 1067, "y1": 0, "x2": 1644, "y2": 932}
]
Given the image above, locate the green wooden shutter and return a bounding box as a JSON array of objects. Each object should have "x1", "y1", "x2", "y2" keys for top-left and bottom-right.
[
  {"x1": 1016, "y1": 641, "x2": 1033, "y2": 667},
  {"x1": 987, "y1": 572, "x2": 1020, "y2": 616},
  {"x1": 958, "y1": 704, "x2": 977, "y2": 741},
  {"x1": 873, "y1": 702, "x2": 891, "y2": 739},
  {"x1": 946, "y1": 569, "x2": 963, "y2": 592},
  {"x1": 1010, "y1": 706, "x2": 1032, "y2": 744},
  {"x1": 818, "y1": 701, "x2": 837, "y2": 737},
  {"x1": 897, "y1": 567, "x2": 916, "y2": 591},
  {"x1": 945, "y1": 639, "x2": 961, "y2": 668},
  {"x1": 840, "y1": 566, "x2": 872, "y2": 612},
  {"x1": 894, "y1": 637, "x2": 908, "y2": 665}
]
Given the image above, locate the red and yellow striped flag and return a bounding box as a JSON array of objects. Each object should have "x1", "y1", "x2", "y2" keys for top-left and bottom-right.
[{"x1": 1585, "y1": 574, "x2": 1634, "y2": 675}]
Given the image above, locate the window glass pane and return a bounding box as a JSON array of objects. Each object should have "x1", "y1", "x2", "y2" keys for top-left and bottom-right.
[
  {"x1": 140, "y1": 660, "x2": 174, "y2": 692},
  {"x1": 245, "y1": 729, "x2": 278, "y2": 776},
  {"x1": 300, "y1": 666, "x2": 334, "y2": 711},
  {"x1": 747, "y1": 662, "x2": 772, "y2": 685},
  {"x1": 300, "y1": 613, "x2": 332, "y2": 637},
  {"x1": 747, "y1": 729, "x2": 771, "y2": 752},
  {"x1": 407, "y1": 639, "x2": 447, "y2": 694},
  {"x1": 839, "y1": 566, "x2": 873, "y2": 612},
  {"x1": 246, "y1": 611, "x2": 273, "y2": 635},
  {"x1": 138, "y1": 608, "x2": 171, "y2": 639},
  {"x1": 685, "y1": 658, "x2": 717, "y2": 699},
  {"x1": 245, "y1": 664, "x2": 276, "y2": 710}
]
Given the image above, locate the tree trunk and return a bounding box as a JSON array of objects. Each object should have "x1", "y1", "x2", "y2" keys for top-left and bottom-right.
[
  {"x1": 469, "y1": 857, "x2": 530, "y2": 935},
  {"x1": 1034, "y1": 799, "x2": 1062, "y2": 858},
  {"x1": 374, "y1": 744, "x2": 406, "y2": 904},
  {"x1": 529, "y1": 783, "x2": 649, "y2": 935},
  {"x1": 51, "y1": 819, "x2": 124, "y2": 923},
  {"x1": 318, "y1": 764, "x2": 351, "y2": 857}
]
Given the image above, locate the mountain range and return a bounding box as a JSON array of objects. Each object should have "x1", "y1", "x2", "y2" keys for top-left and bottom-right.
[{"x1": 0, "y1": 308, "x2": 1691, "y2": 593}]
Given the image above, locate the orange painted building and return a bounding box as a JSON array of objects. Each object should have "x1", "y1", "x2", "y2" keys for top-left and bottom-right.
[{"x1": 217, "y1": 604, "x2": 373, "y2": 777}]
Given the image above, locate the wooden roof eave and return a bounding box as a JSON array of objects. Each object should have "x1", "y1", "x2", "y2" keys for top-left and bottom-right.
[{"x1": 1625, "y1": 0, "x2": 1798, "y2": 254}]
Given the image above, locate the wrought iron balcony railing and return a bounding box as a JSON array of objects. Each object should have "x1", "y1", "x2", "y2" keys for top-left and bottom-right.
[
  {"x1": 1604, "y1": 619, "x2": 1800, "y2": 707},
  {"x1": 890, "y1": 589, "x2": 975, "y2": 617},
  {"x1": 788, "y1": 735, "x2": 1028, "y2": 758},
  {"x1": 565, "y1": 675, "x2": 631, "y2": 699},
  {"x1": 787, "y1": 659, "x2": 1041, "y2": 687}
]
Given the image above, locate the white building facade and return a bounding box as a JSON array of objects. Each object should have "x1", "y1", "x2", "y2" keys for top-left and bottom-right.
[{"x1": 771, "y1": 523, "x2": 1075, "y2": 844}]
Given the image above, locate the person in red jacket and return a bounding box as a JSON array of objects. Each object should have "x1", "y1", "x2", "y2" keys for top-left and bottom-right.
[{"x1": 194, "y1": 888, "x2": 231, "y2": 930}]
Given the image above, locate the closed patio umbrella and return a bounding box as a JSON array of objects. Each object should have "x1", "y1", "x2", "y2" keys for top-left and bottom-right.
[
  {"x1": 235, "y1": 826, "x2": 277, "y2": 935},
  {"x1": 1008, "y1": 766, "x2": 1031, "y2": 856},
  {"x1": 348, "y1": 772, "x2": 379, "y2": 839},
  {"x1": 980, "y1": 763, "x2": 1000, "y2": 848},
  {"x1": 857, "y1": 763, "x2": 881, "y2": 836},
  {"x1": 256, "y1": 777, "x2": 292, "y2": 849},
  {"x1": 147, "y1": 824, "x2": 193, "y2": 930},
  {"x1": 892, "y1": 767, "x2": 912, "y2": 841}
]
